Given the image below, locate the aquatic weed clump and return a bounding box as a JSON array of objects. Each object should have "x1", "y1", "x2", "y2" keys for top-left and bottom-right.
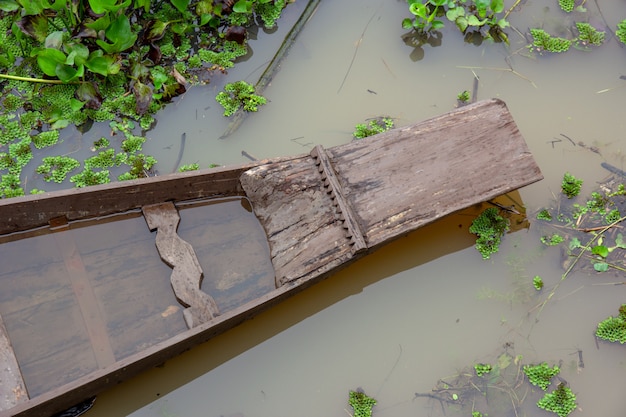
[
  {"x1": 353, "y1": 117, "x2": 394, "y2": 139},
  {"x1": 523, "y1": 362, "x2": 560, "y2": 391},
  {"x1": 617, "y1": 20, "x2": 626, "y2": 45},
  {"x1": 530, "y1": 29, "x2": 572, "y2": 53},
  {"x1": 469, "y1": 207, "x2": 510, "y2": 259},
  {"x1": 561, "y1": 172, "x2": 583, "y2": 198},
  {"x1": 348, "y1": 390, "x2": 377, "y2": 417},
  {"x1": 474, "y1": 363, "x2": 492, "y2": 377},
  {"x1": 537, "y1": 383, "x2": 577, "y2": 417},
  {"x1": 595, "y1": 304, "x2": 626, "y2": 344},
  {"x1": 215, "y1": 81, "x2": 267, "y2": 117}
]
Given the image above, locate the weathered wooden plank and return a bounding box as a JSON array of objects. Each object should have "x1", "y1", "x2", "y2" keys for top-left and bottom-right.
[
  {"x1": 310, "y1": 145, "x2": 367, "y2": 254},
  {"x1": 0, "y1": 161, "x2": 273, "y2": 236},
  {"x1": 240, "y1": 157, "x2": 355, "y2": 286},
  {"x1": 0, "y1": 313, "x2": 28, "y2": 411},
  {"x1": 328, "y1": 99, "x2": 542, "y2": 248},
  {"x1": 143, "y1": 202, "x2": 220, "y2": 328},
  {"x1": 52, "y1": 224, "x2": 116, "y2": 368}
]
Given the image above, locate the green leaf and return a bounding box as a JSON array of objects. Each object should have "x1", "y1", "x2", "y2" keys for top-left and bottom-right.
[
  {"x1": 593, "y1": 262, "x2": 609, "y2": 272},
  {"x1": 0, "y1": 0, "x2": 19, "y2": 12},
  {"x1": 455, "y1": 16, "x2": 468, "y2": 32},
  {"x1": 85, "y1": 51, "x2": 120, "y2": 76},
  {"x1": 232, "y1": 0, "x2": 252, "y2": 13},
  {"x1": 96, "y1": 14, "x2": 138, "y2": 53},
  {"x1": 490, "y1": 0, "x2": 504, "y2": 13},
  {"x1": 569, "y1": 237, "x2": 581, "y2": 250},
  {"x1": 402, "y1": 18, "x2": 414, "y2": 30},
  {"x1": 55, "y1": 62, "x2": 83, "y2": 83},
  {"x1": 429, "y1": 0, "x2": 447, "y2": 6},
  {"x1": 431, "y1": 20, "x2": 445, "y2": 29},
  {"x1": 88, "y1": 0, "x2": 131, "y2": 14},
  {"x1": 409, "y1": 2, "x2": 428, "y2": 18},
  {"x1": 446, "y1": 7, "x2": 465, "y2": 21},
  {"x1": 592, "y1": 245, "x2": 609, "y2": 258},
  {"x1": 467, "y1": 15, "x2": 487, "y2": 27},
  {"x1": 33, "y1": 48, "x2": 67, "y2": 77},
  {"x1": 44, "y1": 31, "x2": 64, "y2": 49},
  {"x1": 170, "y1": 0, "x2": 189, "y2": 13}
]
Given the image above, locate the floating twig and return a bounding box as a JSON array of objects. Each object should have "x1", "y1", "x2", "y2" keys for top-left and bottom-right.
[{"x1": 457, "y1": 65, "x2": 537, "y2": 88}]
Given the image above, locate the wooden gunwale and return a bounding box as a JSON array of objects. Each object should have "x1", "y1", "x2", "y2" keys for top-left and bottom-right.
[{"x1": 0, "y1": 99, "x2": 543, "y2": 417}]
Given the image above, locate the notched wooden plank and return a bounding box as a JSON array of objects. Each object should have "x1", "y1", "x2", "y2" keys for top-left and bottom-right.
[{"x1": 142, "y1": 202, "x2": 220, "y2": 328}]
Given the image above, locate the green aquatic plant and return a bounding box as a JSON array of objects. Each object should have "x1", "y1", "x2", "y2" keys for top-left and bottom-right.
[
  {"x1": 530, "y1": 28, "x2": 572, "y2": 53},
  {"x1": 536, "y1": 209, "x2": 552, "y2": 221},
  {"x1": 457, "y1": 90, "x2": 471, "y2": 104},
  {"x1": 541, "y1": 233, "x2": 564, "y2": 246},
  {"x1": 575, "y1": 22, "x2": 605, "y2": 46},
  {"x1": 179, "y1": 163, "x2": 200, "y2": 172},
  {"x1": 36, "y1": 156, "x2": 80, "y2": 183},
  {"x1": 561, "y1": 172, "x2": 583, "y2": 198},
  {"x1": 353, "y1": 117, "x2": 394, "y2": 139},
  {"x1": 348, "y1": 390, "x2": 377, "y2": 417},
  {"x1": 596, "y1": 304, "x2": 626, "y2": 343},
  {"x1": 523, "y1": 362, "x2": 560, "y2": 391},
  {"x1": 618, "y1": 20, "x2": 626, "y2": 45},
  {"x1": 474, "y1": 363, "x2": 492, "y2": 377},
  {"x1": 558, "y1": 0, "x2": 575, "y2": 12},
  {"x1": 537, "y1": 383, "x2": 577, "y2": 417},
  {"x1": 215, "y1": 80, "x2": 267, "y2": 117},
  {"x1": 32, "y1": 130, "x2": 60, "y2": 149},
  {"x1": 533, "y1": 275, "x2": 544, "y2": 290},
  {"x1": 469, "y1": 207, "x2": 510, "y2": 259}
]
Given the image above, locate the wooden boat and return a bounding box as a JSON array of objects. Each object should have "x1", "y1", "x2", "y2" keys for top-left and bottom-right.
[{"x1": 0, "y1": 99, "x2": 542, "y2": 417}]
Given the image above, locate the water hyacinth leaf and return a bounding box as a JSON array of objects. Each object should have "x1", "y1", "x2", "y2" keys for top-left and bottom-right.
[
  {"x1": 88, "y1": 0, "x2": 131, "y2": 14},
  {"x1": 429, "y1": 0, "x2": 447, "y2": 6},
  {"x1": 55, "y1": 62, "x2": 84, "y2": 82},
  {"x1": 85, "y1": 50, "x2": 120, "y2": 76},
  {"x1": 65, "y1": 43, "x2": 89, "y2": 66},
  {"x1": 47, "y1": 0, "x2": 67, "y2": 11},
  {"x1": 446, "y1": 6, "x2": 465, "y2": 21},
  {"x1": 96, "y1": 15, "x2": 137, "y2": 53},
  {"x1": 0, "y1": 0, "x2": 19, "y2": 11},
  {"x1": 16, "y1": 15, "x2": 49, "y2": 42},
  {"x1": 144, "y1": 20, "x2": 170, "y2": 42},
  {"x1": 133, "y1": 80, "x2": 153, "y2": 115},
  {"x1": 409, "y1": 2, "x2": 428, "y2": 18},
  {"x1": 467, "y1": 15, "x2": 487, "y2": 27},
  {"x1": 75, "y1": 81, "x2": 103, "y2": 109},
  {"x1": 135, "y1": 0, "x2": 150, "y2": 12},
  {"x1": 33, "y1": 48, "x2": 67, "y2": 76},
  {"x1": 490, "y1": 0, "x2": 504, "y2": 13},
  {"x1": 44, "y1": 31, "x2": 64, "y2": 49},
  {"x1": 170, "y1": 0, "x2": 189, "y2": 13},
  {"x1": 16, "y1": 0, "x2": 46, "y2": 15},
  {"x1": 431, "y1": 20, "x2": 445, "y2": 30},
  {"x1": 232, "y1": 0, "x2": 252, "y2": 13},
  {"x1": 455, "y1": 16, "x2": 468, "y2": 32},
  {"x1": 84, "y1": 15, "x2": 111, "y2": 33}
]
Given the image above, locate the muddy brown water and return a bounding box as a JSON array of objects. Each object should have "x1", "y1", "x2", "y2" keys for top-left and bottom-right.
[{"x1": 7, "y1": 0, "x2": 626, "y2": 416}]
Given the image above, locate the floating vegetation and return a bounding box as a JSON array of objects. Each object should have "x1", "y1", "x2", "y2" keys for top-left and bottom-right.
[
  {"x1": 353, "y1": 117, "x2": 394, "y2": 139},
  {"x1": 474, "y1": 363, "x2": 492, "y2": 377},
  {"x1": 558, "y1": 0, "x2": 575, "y2": 12},
  {"x1": 595, "y1": 304, "x2": 626, "y2": 344},
  {"x1": 537, "y1": 383, "x2": 578, "y2": 417},
  {"x1": 36, "y1": 156, "x2": 80, "y2": 184},
  {"x1": 402, "y1": 0, "x2": 510, "y2": 44},
  {"x1": 575, "y1": 22, "x2": 605, "y2": 46},
  {"x1": 469, "y1": 207, "x2": 510, "y2": 259},
  {"x1": 561, "y1": 172, "x2": 583, "y2": 198},
  {"x1": 215, "y1": 81, "x2": 267, "y2": 117},
  {"x1": 457, "y1": 90, "x2": 471, "y2": 104},
  {"x1": 618, "y1": 19, "x2": 626, "y2": 45},
  {"x1": 523, "y1": 362, "x2": 560, "y2": 391},
  {"x1": 348, "y1": 389, "x2": 377, "y2": 417},
  {"x1": 415, "y1": 346, "x2": 578, "y2": 417},
  {"x1": 533, "y1": 275, "x2": 544, "y2": 290},
  {"x1": 529, "y1": 29, "x2": 572, "y2": 53},
  {"x1": 179, "y1": 163, "x2": 200, "y2": 172},
  {"x1": 534, "y1": 174, "x2": 626, "y2": 276}
]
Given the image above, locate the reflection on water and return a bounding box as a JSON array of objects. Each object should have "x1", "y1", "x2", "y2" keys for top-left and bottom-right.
[{"x1": 65, "y1": 0, "x2": 626, "y2": 416}]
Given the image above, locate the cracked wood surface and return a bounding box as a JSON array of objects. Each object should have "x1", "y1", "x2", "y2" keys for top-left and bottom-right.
[{"x1": 242, "y1": 99, "x2": 543, "y2": 286}]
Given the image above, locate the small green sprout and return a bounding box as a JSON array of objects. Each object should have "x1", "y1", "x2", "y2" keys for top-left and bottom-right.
[
  {"x1": 533, "y1": 275, "x2": 544, "y2": 290},
  {"x1": 537, "y1": 383, "x2": 577, "y2": 417},
  {"x1": 474, "y1": 363, "x2": 492, "y2": 377},
  {"x1": 617, "y1": 19, "x2": 626, "y2": 45},
  {"x1": 558, "y1": 0, "x2": 574, "y2": 12},
  {"x1": 561, "y1": 172, "x2": 583, "y2": 198}
]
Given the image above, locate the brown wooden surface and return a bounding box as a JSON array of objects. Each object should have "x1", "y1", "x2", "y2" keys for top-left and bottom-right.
[
  {"x1": 142, "y1": 202, "x2": 220, "y2": 328},
  {"x1": 243, "y1": 99, "x2": 543, "y2": 286},
  {"x1": 0, "y1": 313, "x2": 28, "y2": 411},
  {"x1": 0, "y1": 99, "x2": 543, "y2": 417}
]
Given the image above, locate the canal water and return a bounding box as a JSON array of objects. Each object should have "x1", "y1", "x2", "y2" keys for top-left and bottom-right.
[{"x1": 62, "y1": 0, "x2": 626, "y2": 416}]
